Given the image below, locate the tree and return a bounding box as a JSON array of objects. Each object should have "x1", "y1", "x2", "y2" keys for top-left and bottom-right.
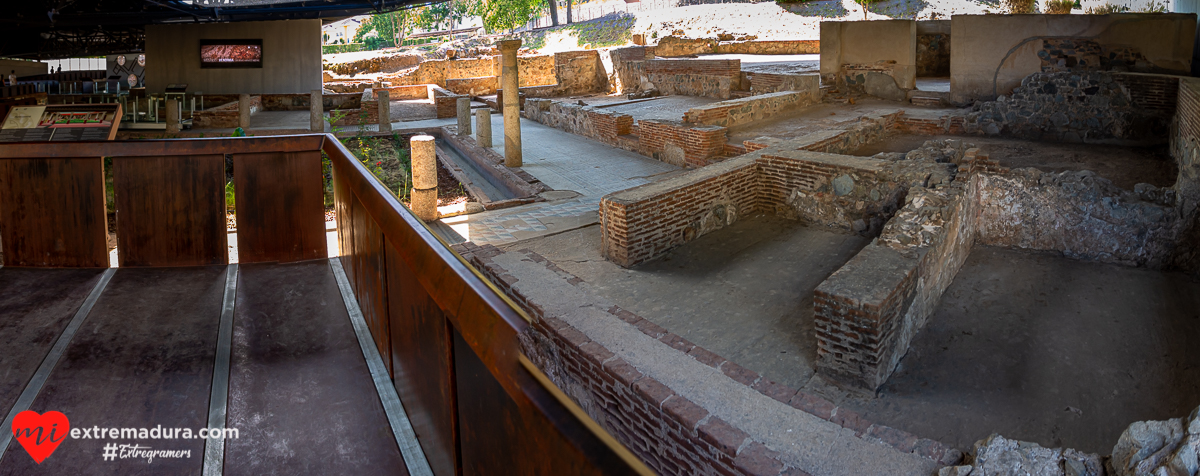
[
  {"x1": 354, "y1": 10, "x2": 416, "y2": 49},
  {"x1": 548, "y1": 0, "x2": 559, "y2": 27},
  {"x1": 566, "y1": 0, "x2": 572, "y2": 23},
  {"x1": 473, "y1": 0, "x2": 542, "y2": 33}
]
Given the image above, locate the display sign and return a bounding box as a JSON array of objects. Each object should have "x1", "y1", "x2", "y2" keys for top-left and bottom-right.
[
  {"x1": 200, "y1": 39, "x2": 263, "y2": 68},
  {"x1": 0, "y1": 104, "x2": 122, "y2": 142}
]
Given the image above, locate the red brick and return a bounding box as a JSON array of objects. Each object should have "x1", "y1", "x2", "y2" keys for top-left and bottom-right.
[
  {"x1": 866, "y1": 424, "x2": 919, "y2": 453},
  {"x1": 603, "y1": 358, "x2": 644, "y2": 386},
  {"x1": 734, "y1": 441, "x2": 784, "y2": 476},
  {"x1": 659, "y1": 333, "x2": 695, "y2": 353},
  {"x1": 830, "y1": 407, "x2": 872, "y2": 436},
  {"x1": 787, "y1": 392, "x2": 836, "y2": 421},
  {"x1": 721, "y1": 361, "x2": 760, "y2": 386},
  {"x1": 633, "y1": 377, "x2": 675, "y2": 407},
  {"x1": 698, "y1": 417, "x2": 750, "y2": 456},
  {"x1": 751, "y1": 378, "x2": 797, "y2": 405},
  {"x1": 662, "y1": 395, "x2": 709, "y2": 432}
]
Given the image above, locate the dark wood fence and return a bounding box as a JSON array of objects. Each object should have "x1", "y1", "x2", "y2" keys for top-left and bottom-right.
[{"x1": 0, "y1": 134, "x2": 652, "y2": 476}]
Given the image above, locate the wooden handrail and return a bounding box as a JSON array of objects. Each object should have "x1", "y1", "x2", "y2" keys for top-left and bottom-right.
[{"x1": 0, "y1": 134, "x2": 325, "y2": 158}]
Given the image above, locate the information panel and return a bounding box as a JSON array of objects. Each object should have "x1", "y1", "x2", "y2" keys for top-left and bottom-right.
[{"x1": 0, "y1": 104, "x2": 122, "y2": 142}]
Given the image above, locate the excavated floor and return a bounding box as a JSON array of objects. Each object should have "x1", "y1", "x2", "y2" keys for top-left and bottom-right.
[{"x1": 853, "y1": 134, "x2": 1176, "y2": 190}]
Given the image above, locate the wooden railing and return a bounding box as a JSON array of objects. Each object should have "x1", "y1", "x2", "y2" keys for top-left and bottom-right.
[{"x1": 0, "y1": 134, "x2": 652, "y2": 476}]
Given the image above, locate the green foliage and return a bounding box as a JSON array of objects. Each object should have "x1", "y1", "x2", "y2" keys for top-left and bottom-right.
[
  {"x1": 567, "y1": 14, "x2": 634, "y2": 48},
  {"x1": 1002, "y1": 0, "x2": 1036, "y2": 13},
  {"x1": 322, "y1": 43, "x2": 367, "y2": 54},
  {"x1": 476, "y1": 0, "x2": 544, "y2": 33},
  {"x1": 1084, "y1": 0, "x2": 1165, "y2": 13},
  {"x1": 232, "y1": 127, "x2": 246, "y2": 137},
  {"x1": 355, "y1": 11, "x2": 413, "y2": 49},
  {"x1": 1045, "y1": 0, "x2": 1075, "y2": 13},
  {"x1": 225, "y1": 181, "x2": 236, "y2": 211}
]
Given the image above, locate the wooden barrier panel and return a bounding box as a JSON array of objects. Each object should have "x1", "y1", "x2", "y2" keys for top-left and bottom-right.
[
  {"x1": 350, "y1": 197, "x2": 392, "y2": 376},
  {"x1": 113, "y1": 155, "x2": 227, "y2": 267},
  {"x1": 232, "y1": 151, "x2": 327, "y2": 263},
  {"x1": 386, "y1": 239, "x2": 458, "y2": 476},
  {"x1": 0, "y1": 157, "x2": 108, "y2": 267},
  {"x1": 324, "y1": 136, "x2": 653, "y2": 476}
]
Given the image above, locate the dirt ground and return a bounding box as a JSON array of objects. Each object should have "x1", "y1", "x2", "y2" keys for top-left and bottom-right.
[
  {"x1": 724, "y1": 97, "x2": 918, "y2": 145},
  {"x1": 854, "y1": 134, "x2": 1177, "y2": 190},
  {"x1": 390, "y1": 99, "x2": 437, "y2": 122}
]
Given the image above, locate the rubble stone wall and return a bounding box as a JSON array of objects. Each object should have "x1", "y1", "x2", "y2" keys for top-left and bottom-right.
[
  {"x1": 683, "y1": 89, "x2": 819, "y2": 128},
  {"x1": 746, "y1": 72, "x2": 820, "y2": 96}
]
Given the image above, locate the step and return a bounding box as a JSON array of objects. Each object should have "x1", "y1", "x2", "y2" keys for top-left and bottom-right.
[{"x1": 910, "y1": 96, "x2": 943, "y2": 107}]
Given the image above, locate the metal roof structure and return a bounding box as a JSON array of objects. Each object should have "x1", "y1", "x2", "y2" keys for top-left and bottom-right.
[{"x1": 3, "y1": 0, "x2": 427, "y2": 59}]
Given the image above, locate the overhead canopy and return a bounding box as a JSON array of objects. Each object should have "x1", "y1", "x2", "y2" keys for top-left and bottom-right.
[{"x1": 3, "y1": 0, "x2": 424, "y2": 60}]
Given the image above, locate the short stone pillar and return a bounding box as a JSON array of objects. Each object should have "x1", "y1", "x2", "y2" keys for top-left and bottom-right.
[
  {"x1": 410, "y1": 135, "x2": 438, "y2": 221},
  {"x1": 475, "y1": 108, "x2": 492, "y2": 148},
  {"x1": 377, "y1": 89, "x2": 391, "y2": 133},
  {"x1": 310, "y1": 90, "x2": 323, "y2": 132},
  {"x1": 497, "y1": 39, "x2": 523, "y2": 167},
  {"x1": 238, "y1": 94, "x2": 251, "y2": 129},
  {"x1": 456, "y1": 97, "x2": 471, "y2": 136},
  {"x1": 165, "y1": 99, "x2": 180, "y2": 133}
]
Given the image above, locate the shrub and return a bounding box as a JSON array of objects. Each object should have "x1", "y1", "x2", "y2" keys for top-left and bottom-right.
[
  {"x1": 1045, "y1": 0, "x2": 1074, "y2": 12},
  {"x1": 1003, "y1": 0, "x2": 1037, "y2": 13}
]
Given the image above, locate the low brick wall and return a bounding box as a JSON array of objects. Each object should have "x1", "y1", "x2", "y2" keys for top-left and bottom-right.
[
  {"x1": 377, "y1": 84, "x2": 430, "y2": 100},
  {"x1": 432, "y1": 86, "x2": 466, "y2": 119},
  {"x1": 683, "y1": 89, "x2": 818, "y2": 128},
  {"x1": 192, "y1": 95, "x2": 261, "y2": 129},
  {"x1": 815, "y1": 152, "x2": 984, "y2": 390},
  {"x1": 454, "y1": 243, "x2": 962, "y2": 476},
  {"x1": 524, "y1": 98, "x2": 729, "y2": 168}
]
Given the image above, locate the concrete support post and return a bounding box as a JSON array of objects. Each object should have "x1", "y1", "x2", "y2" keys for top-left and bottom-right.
[
  {"x1": 497, "y1": 39, "x2": 522, "y2": 167},
  {"x1": 377, "y1": 89, "x2": 391, "y2": 133},
  {"x1": 456, "y1": 97, "x2": 471, "y2": 136},
  {"x1": 238, "y1": 94, "x2": 251, "y2": 130},
  {"x1": 475, "y1": 108, "x2": 492, "y2": 148},
  {"x1": 310, "y1": 90, "x2": 323, "y2": 132},
  {"x1": 165, "y1": 99, "x2": 180, "y2": 133},
  {"x1": 410, "y1": 135, "x2": 438, "y2": 221}
]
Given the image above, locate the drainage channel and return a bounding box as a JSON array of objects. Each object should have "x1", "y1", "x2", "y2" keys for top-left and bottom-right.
[{"x1": 435, "y1": 138, "x2": 519, "y2": 202}]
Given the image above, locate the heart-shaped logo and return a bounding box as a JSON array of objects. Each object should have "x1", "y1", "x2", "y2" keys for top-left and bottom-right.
[{"x1": 12, "y1": 410, "x2": 70, "y2": 464}]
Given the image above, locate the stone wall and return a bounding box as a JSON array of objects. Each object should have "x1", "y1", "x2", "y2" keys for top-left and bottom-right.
[
  {"x1": 644, "y1": 59, "x2": 741, "y2": 99},
  {"x1": 746, "y1": 72, "x2": 820, "y2": 95},
  {"x1": 445, "y1": 76, "x2": 498, "y2": 96},
  {"x1": 948, "y1": 13, "x2": 1196, "y2": 103},
  {"x1": 916, "y1": 33, "x2": 950, "y2": 77},
  {"x1": 967, "y1": 71, "x2": 1178, "y2": 141},
  {"x1": 431, "y1": 86, "x2": 466, "y2": 119},
  {"x1": 610, "y1": 46, "x2": 655, "y2": 94},
  {"x1": 682, "y1": 90, "x2": 818, "y2": 128},
  {"x1": 524, "y1": 98, "x2": 729, "y2": 168},
  {"x1": 654, "y1": 35, "x2": 820, "y2": 56}
]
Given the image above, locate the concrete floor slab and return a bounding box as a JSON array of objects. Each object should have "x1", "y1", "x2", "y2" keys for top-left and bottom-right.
[
  {"x1": 505, "y1": 215, "x2": 870, "y2": 391},
  {"x1": 725, "y1": 97, "x2": 920, "y2": 145},
  {"x1": 601, "y1": 95, "x2": 718, "y2": 122},
  {"x1": 695, "y1": 53, "x2": 820, "y2": 75},
  {"x1": 830, "y1": 246, "x2": 1200, "y2": 455}
]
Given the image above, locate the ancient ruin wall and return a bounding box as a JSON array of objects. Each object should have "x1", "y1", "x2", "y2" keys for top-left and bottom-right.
[
  {"x1": 601, "y1": 157, "x2": 760, "y2": 267},
  {"x1": 820, "y1": 20, "x2": 917, "y2": 90},
  {"x1": 683, "y1": 89, "x2": 819, "y2": 128},
  {"x1": 644, "y1": 59, "x2": 741, "y2": 99},
  {"x1": 968, "y1": 71, "x2": 1178, "y2": 141},
  {"x1": 746, "y1": 72, "x2": 820, "y2": 96},
  {"x1": 948, "y1": 13, "x2": 1196, "y2": 103}
]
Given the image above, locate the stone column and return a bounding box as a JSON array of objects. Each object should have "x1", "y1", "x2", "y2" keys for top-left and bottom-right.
[
  {"x1": 410, "y1": 135, "x2": 438, "y2": 221},
  {"x1": 377, "y1": 89, "x2": 391, "y2": 133},
  {"x1": 238, "y1": 94, "x2": 251, "y2": 129},
  {"x1": 497, "y1": 39, "x2": 522, "y2": 167},
  {"x1": 310, "y1": 90, "x2": 323, "y2": 132},
  {"x1": 475, "y1": 108, "x2": 492, "y2": 148},
  {"x1": 456, "y1": 97, "x2": 471, "y2": 136},
  {"x1": 165, "y1": 99, "x2": 180, "y2": 133}
]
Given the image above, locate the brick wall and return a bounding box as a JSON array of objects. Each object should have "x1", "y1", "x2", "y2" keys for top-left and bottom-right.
[
  {"x1": 454, "y1": 243, "x2": 963, "y2": 475},
  {"x1": 192, "y1": 95, "x2": 261, "y2": 129},
  {"x1": 1114, "y1": 72, "x2": 1179, "y2": 113},
  {"x1": 636, "y1": 120, "x2": 728, "y2": 167},
  {"x1": 522, "y1": 99, "x2": 632, "y2": 143},
  {"x1": 431, "y1": 86, "x2": 466, "y2": 119},
  {"x1": 814, "y1": 152, "x2": 983, "y2": 391},
  {"x1": 377, "y1": 84, "x2": 430, "y2": 100},
  {"x1": 746, "y1": 72, "x2": 820, "y2": 96},
  {"x1": 601, "y1": 156, "x2": 760, "y2": 267}
]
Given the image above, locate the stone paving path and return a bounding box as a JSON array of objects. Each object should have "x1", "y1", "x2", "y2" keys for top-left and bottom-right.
[{"x1": 421, "y1": 116, "x2": 680, "y2": 246}]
